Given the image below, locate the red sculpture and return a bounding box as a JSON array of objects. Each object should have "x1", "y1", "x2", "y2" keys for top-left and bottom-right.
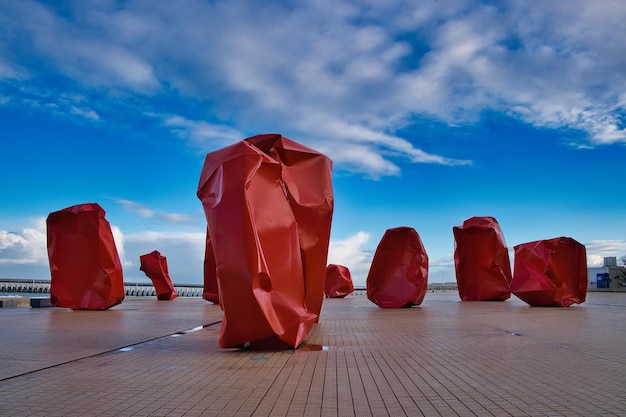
[
  {"x1": 197, "y1": 134, "x2": 334, "y2": 349},
  {"x1": 46, "y1": 203, "x2": 125, "y2": 310},
  {"x1": 139, "y1": 250, "x2": 178, "y2": 300},
  {"x1": 366, "y1": 227, "x2": 428, "y2": 308},
  {"x1": 453, "y1": 216, "x2": 512, "y2": 301},
  {"x1": 325, "y1": 264, "x2": 354, "y2": 298},
  {"x1": 511, "y1": 237, "x2": 587, "y2": 307},
  {"x1": 202, "y1": 229, "x2": 220, "y2": 303}
]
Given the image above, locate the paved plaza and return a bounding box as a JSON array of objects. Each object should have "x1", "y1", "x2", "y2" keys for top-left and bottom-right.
[{"x1": 1, "y1": 292, "x2": 625, "y2": 416}]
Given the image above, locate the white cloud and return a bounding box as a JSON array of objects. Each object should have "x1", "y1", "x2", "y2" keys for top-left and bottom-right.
[
  {"x1": 113, "y1": 198, "x2": 201, "y2": 226},
  {"x1": 124, "y1": 230, "x2": 206, "y2": 244},
  {"x1": 70, "y1": 106, "x2": 99, "y2": 120},
  {"x1": 2, "y1": 0, "x2": 625, "y2": 177},
  {"x1": 162, "y1": 115, "x2": 244, "y2": 150},
  {"x1": 122, "y1": 230, "x2": 206, "y2": 284},
  {"x1": 318, "y1": 142, "x2": 402, "y2": 178},
  {"x1": 428, "y1": 254, "x2": 457, "y2": 284},
  {"x1": 327, "y1": 231, "x2": 373, "y2": 287},
  {"x1": 0, "y1": 82, "x2": 103, "y2": 125},
  {"x1": 0, "y1": 216, "x2": 205, "y2": 283},
  {"x1": 157, "y1": 111, "x2": 470, "y2": 178},
  {"x1": 0, "y1": 61, "x2": 21, "y2": 80},
  {"x1": 159, "y1": 213, "x2": 197, "y2": 225},
  {"x1": 0, "y1": 218, "x2": 47, "y2": 266},
  {"x1": 0, "y1": 0, "x2": 160, "y2": 93},
  {"x1": 584, "y1": 240, "x2": 626, "y2": 266},
  {"x1": 114, "y1": 198, "x2": 155, "y2": 219},
  {"x1": 110, "y1": 225, "x2": 130, "y2": 268}
]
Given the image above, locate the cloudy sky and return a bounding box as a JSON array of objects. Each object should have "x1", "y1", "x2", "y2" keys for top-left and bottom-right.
[{"x1": 1, "y1": 0, "x2": 625, "y2": 287}]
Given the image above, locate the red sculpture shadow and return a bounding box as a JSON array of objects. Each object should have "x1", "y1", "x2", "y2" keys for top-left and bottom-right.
[
  {"x1": 46, "y1": 203, "x2": 125, "y2": 310},
  {"x1": 366, "y1": 227, "x2": 428, "y2": 308},
  {"x1": 453, "y1": 216, "x2": 512, "y2": 301},
  {"x1": 139, "y1": 250, "x2": 178, "y2": 300},
  {"x1": 325, "y1": 264, "x2": 354, "y2": 298},
  {"x1": 197, "y1": 134, "x2": 333, "y2": 349},
  {"x1": 511, "y1": 237, "x2": 587, "y2": 307}
]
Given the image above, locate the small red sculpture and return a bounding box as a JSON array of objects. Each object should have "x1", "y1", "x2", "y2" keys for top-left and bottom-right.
[
  {"x1": 325, "y1": 264, "x2": 354, "y2": 298},
  {"x1": 139, "y1": 250, "x2": 178, "y2": 300},
  {"x1": 511, "y1": 237, "x2": 587, "y2": 307},
  {"x1": 453, "y1": 216, "x2": 512, "y2": 301},
  {"x1": 366, "y1": 227, "x2": 428, "y2": 308},
  {"x1": 197, "y1": 134, "x2": 334, "y2": 349},
  {"x1": 46, "y1": 203, "x2": 125, "y2": 310}
]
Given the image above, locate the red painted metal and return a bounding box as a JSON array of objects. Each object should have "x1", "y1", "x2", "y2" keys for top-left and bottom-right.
[
  {"x1": 512, "y1": 237, "x2": 587, "y2": 307},
  {"x1": 139, "y1": 250, "x2": 178, "y2": 300},
  {"x1": 47, "y1": 203, "x2": 124, "y2": 310},
  {"x1": 366, "y1": 227, "x2": 428, "y2": 308},
  {"x1": 325, "y1": 264, "x2": 354, "y2": 298},
  {"x1": 197, "y1": 134, "x2": 333, "y2": 348},
  {"x1": 453, "y1": 216, "x2": 512, "y2": 301}
]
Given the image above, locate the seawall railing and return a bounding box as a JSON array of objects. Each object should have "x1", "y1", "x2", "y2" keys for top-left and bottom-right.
[
  {"x1": 1, "y1": 279, "x2": 460, "y2": 298},
  {"x1": 0, "y1": 279, "x2": 204, "y2": 298}
]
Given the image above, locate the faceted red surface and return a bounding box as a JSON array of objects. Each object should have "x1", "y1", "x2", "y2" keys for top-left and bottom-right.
[
  {"x1": 139, "y1": 250, "x2": 178, "y2": 300},
  {"x1": 197, "y1": 134, "x2": 333, "y2": 348},
  {"x1": 511, "y1": 237, "x2": 587, "y2": 307},
  {"x1": 325, "y1": 264, "x2": 354, "y2": 298},
  {"x1": 366, "y1": 227, "x2": 428, "y2": 308},
  {"x1": 46, "y1": 203, "x2": 125, "y2": 310},
  {"x1": 246, "y1": 134, "x2": 334, "y2": 321},
  {"x1": 453, "y1": 216, "x2": 512, "y2": 301},
  {"x1": 202, "y1": 229, "x2": 219, "y2": 304}
]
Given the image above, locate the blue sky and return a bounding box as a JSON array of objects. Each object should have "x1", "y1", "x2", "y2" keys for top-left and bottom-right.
[{"x1": 1, "y1": 0, "x2": 625, "y2": 287}]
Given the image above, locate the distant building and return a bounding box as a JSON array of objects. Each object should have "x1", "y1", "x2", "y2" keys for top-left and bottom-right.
[{"x1": 588, "y1": 257, "x2": 626, "y2": 290}]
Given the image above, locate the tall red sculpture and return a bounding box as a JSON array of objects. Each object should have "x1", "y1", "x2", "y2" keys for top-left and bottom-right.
[
  {"x1": 366, "y1": 227, "x2": 428, "y2": 308},
  {"x1": 325, "y1": 264, "x2": 354, "y2": 298},
  {"x1": 139, "y1": 250, "x2": 178, "y2": 300},
  {"x1": 453, "y1": 216, "x2": 512, "y2": 301},
  {"x1": 197, "y1": 134, "x2": 334, "y2": 349},
  {"x1": 46, "y1": 203, "x2": 125, "y2": 310},
  {"x1": 511, "y1": 237, "x2": 587, "y2": 307}
]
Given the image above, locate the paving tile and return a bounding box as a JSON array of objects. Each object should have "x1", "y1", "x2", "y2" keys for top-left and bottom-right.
[{"x1": 1, "y1": 293, "x2": 626, "y2": 416}]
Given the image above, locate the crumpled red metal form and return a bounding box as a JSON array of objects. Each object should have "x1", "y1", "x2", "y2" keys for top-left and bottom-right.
[
  {"x1": 453, "y1": 216, "x2": 513, "y2": 301},
  {"x1": 511, "y1": 237, "x2": 587, "y2": 307},
  {"x1": 366, "y1": 227, "x2": 428, "y2": 308},
  {"x1": 139, "y1": 250, "x2": 178, "y2": 300},
  {"x1": 325, "y1": 264, "x2": 355, "y2": 298},
  {"x1": 46, "y1": 203, "x2": 125, "y2": 310},
  {"x1": 197, "y1": 134, "x2": 334, "y2": 349},
  {"x1": 202, "y1": 229, "x2": 220, "y2": 303}
]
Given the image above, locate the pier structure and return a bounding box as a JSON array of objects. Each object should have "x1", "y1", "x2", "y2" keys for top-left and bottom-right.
[
  {"x1": 0, "y1": 279, "x2": 204, "y2": 298},
  {"x1": 1, "y1": 292, "x2": 626, "y2": 416}
]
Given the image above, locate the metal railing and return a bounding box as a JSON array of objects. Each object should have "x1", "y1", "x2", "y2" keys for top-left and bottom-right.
[
  {"x1": 2, "y1": 279, "x2": 459, "y2": 298},
  {"x1": 0, "y1": 279, "x2": 204, "y2": 298}
]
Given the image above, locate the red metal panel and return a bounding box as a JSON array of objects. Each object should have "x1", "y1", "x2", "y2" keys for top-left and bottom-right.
[
  {"x1": 245, "y1": 134, "x2": 334, "y2": 321},
  {"x1": 139, "y1": 250, "x2": 178, "y2": 300},
  {"x1": 325, "y1": 264, "x2": 354, "y2": 298},
  {"x1": 197, "y1": 134, "x2": 333, "y2": 348},
  {"x1": 366, "y1": 227, "x2": 428, "y2": 308},
  {"x1": 46, "y1": 203, "x2": 124, "y2": 310},
  {"x1": 511, "y1": 237, "x2": 587, "y2": 307},
  {"x1": 202, "y1": 229, "x2": 219, "y2": 303},
  {"x1": 453, "y1": 216, "x2": 512, "y2": 301}
]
